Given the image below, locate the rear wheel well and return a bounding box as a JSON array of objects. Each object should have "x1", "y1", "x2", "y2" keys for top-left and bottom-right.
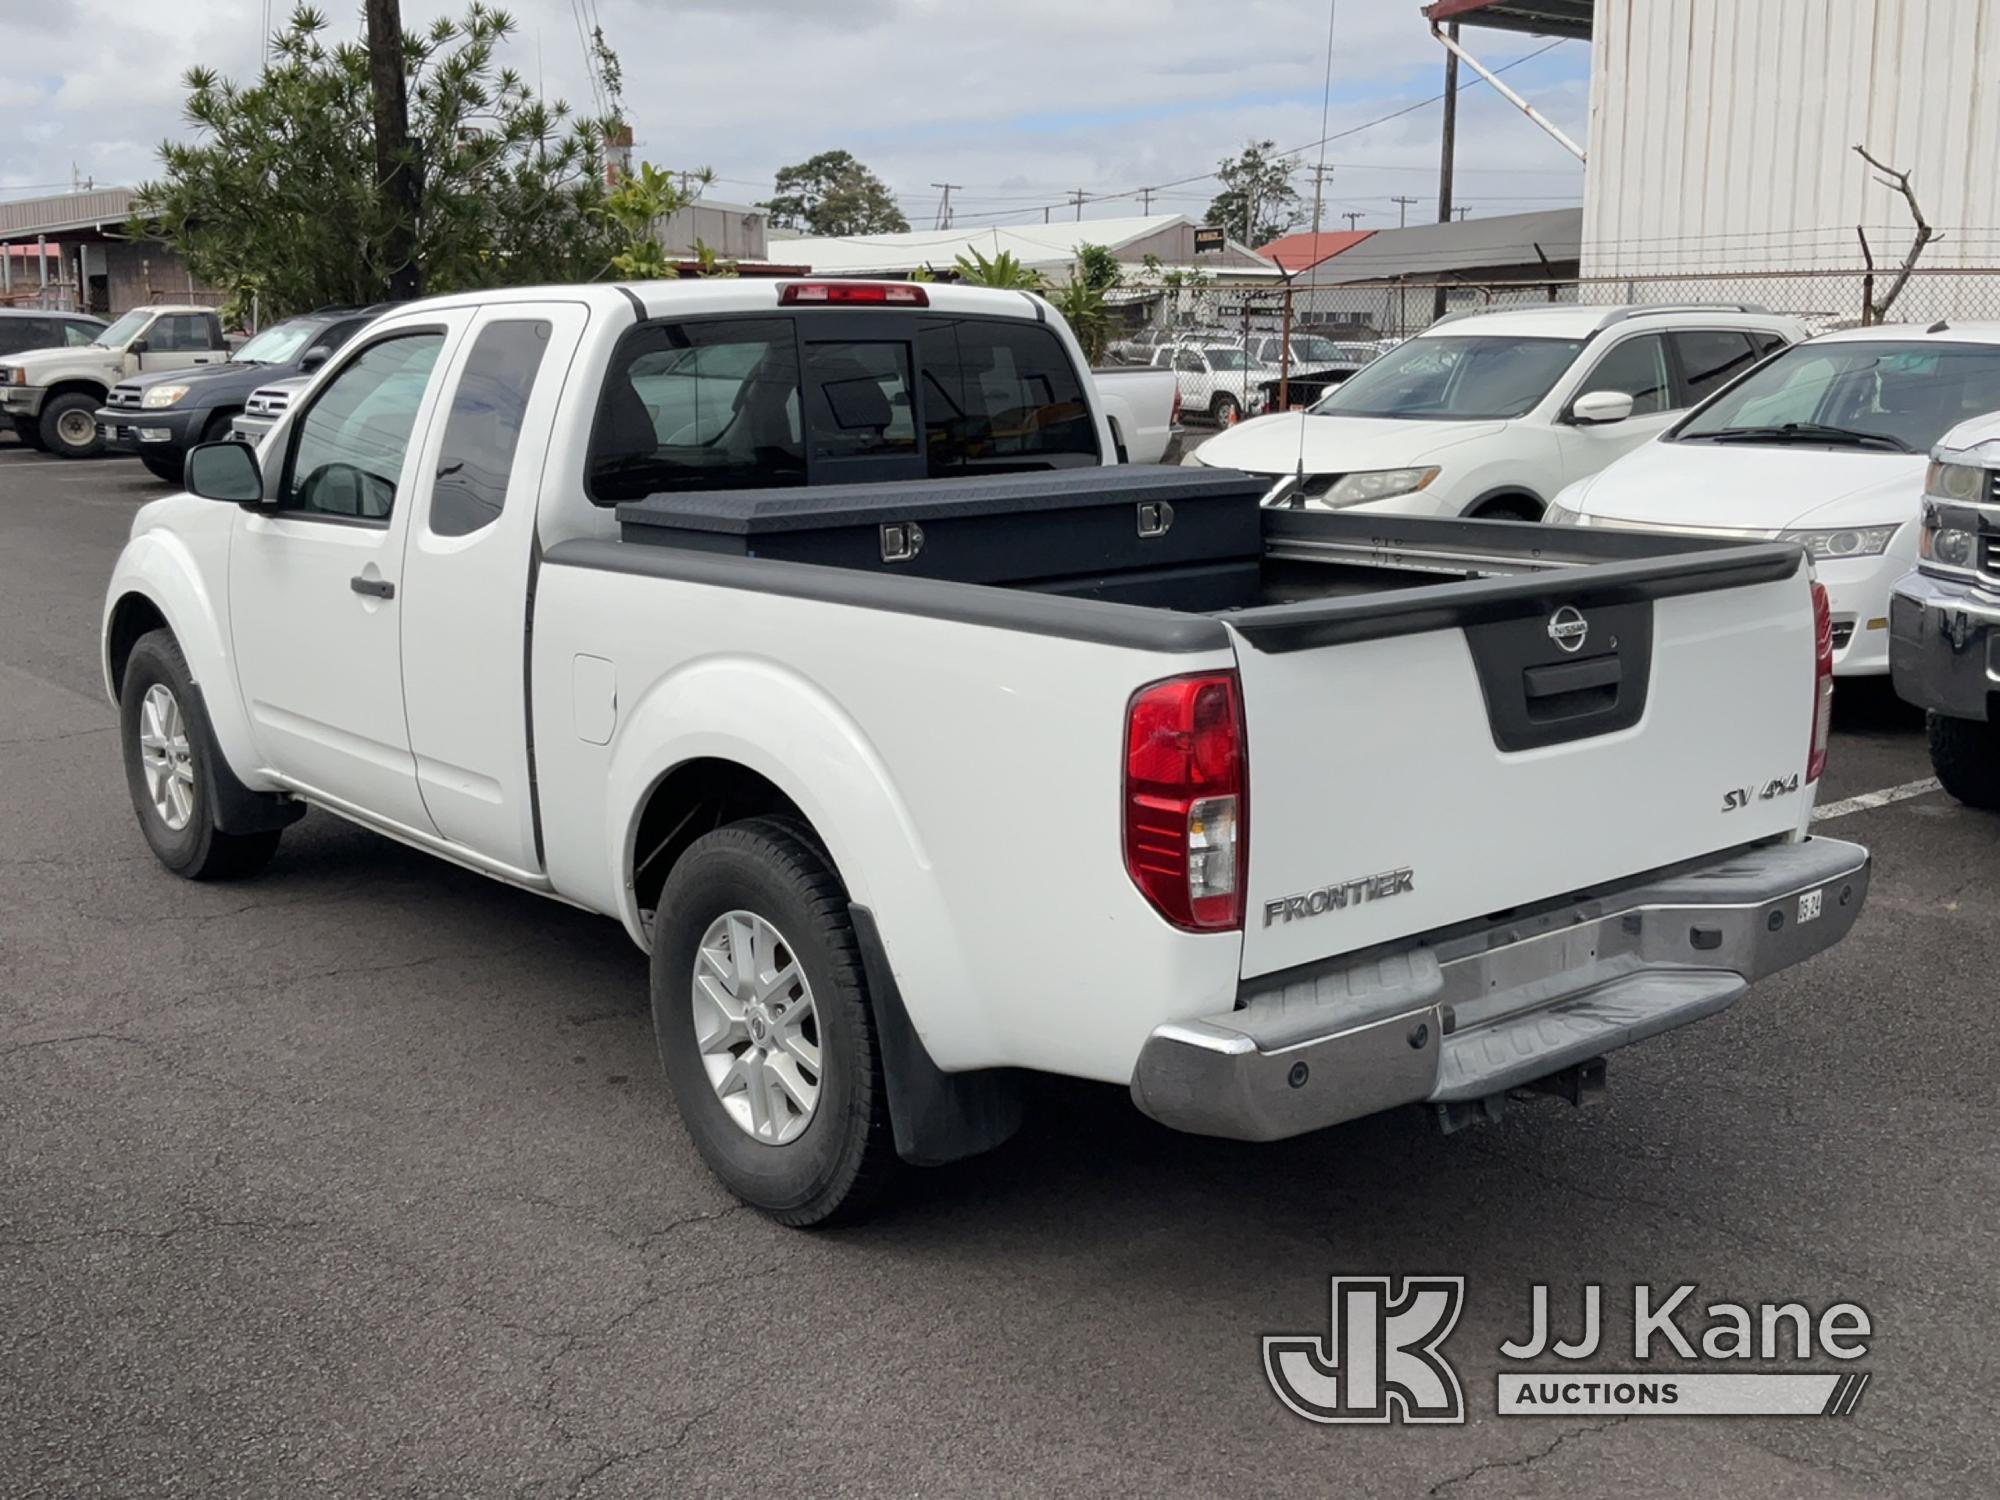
[
  {"x1": 106, "y1": 594, "x2": 169, "y2": 698},
  {"x1": 631, "y1": 759, "x2": 807, "y2": 922}
]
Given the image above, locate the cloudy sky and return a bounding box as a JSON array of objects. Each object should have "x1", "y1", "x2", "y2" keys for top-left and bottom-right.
[{"x1": 0, "y1": 0, "x2": 1589, "y2": 234}]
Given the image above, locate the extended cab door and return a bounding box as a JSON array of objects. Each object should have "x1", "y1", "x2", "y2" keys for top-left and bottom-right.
[
  {"x1": 227, "y1": 312, "x2": 470, "y2": 831},
  {"x1": 397, "y1": 302, "x2": 590, "y2": 874}
]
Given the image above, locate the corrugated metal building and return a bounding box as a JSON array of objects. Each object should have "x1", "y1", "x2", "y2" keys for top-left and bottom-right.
[{"x1": 1583, "y1": 0, "x2": 2000, "y2": 277}]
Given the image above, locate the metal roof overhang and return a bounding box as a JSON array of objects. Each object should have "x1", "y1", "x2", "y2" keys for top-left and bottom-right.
[{"x1": 1421, "y1": 0, "x2": 1592, "y2": 40}]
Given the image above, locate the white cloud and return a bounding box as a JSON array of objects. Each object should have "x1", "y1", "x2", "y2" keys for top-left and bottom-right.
[{"x1": 0, "y1": 0, "x2": 1587, "y2": 228}]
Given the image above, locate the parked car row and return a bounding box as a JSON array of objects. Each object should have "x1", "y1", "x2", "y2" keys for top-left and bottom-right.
[
  {"x1": 1176, "y1": 298, "x2": 2000, "y2": 805},
  {"x1": 0, "y1": 303, "x2": 389, "y2": 471}
]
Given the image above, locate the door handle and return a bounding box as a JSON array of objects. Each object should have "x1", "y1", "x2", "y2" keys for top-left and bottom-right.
[{"x1": 350, "y1": 576, "x2": 396, "y2": 600}]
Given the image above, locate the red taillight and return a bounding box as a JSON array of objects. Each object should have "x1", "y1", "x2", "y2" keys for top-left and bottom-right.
[
  {"x1": 779, "y1": 281, "x2": 929, "y2": 306},
  {"x1": 1808, "y1": 580, "x2": 1834, "y2": 782},
  {"x1": 1124, "y1": 672, "x2": 1247, "y2": 931},
  {"x1": 1170, "y1": 383, "x2": 1183, "y2": 426}
]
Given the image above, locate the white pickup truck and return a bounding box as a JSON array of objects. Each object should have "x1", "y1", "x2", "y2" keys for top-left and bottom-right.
[{"x1": 103, "y1": 280, "x2": 1869, "y2": 1227}]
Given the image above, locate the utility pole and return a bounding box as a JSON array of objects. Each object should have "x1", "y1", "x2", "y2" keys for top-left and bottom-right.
[
  {"x1": 1307, "y1": 164, "x2": 1334, "y2": 235},
  {"x1": 1454, "y1": 206, "x2": 1472, "y2": 221},
  {"x1": 1342, "y1": 211, "x2": 1365, "y2": 231},
  {"x1": 1068, "y1": 188, "x2": 1088, "y2": 222},
  {"x1": 1433, "y1": 18, "x2": 1459, "y2": 321},
  {"x1": 1140, "y1": 186, "x2": 1153, "y2": 215},
  {"x1": 1390, "y1": 194, "x2": 1419, "y2": 227},
  {"x1": 365, "y1": 0, "x2": 421, "y2": 300},
  {"x1": 930, "y1": 182, "x2": 961, "y2": 231}
]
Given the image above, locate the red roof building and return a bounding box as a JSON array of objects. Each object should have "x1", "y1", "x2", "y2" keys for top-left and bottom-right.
[{"x1": 1255, "y1": 229, "x2": 1374, "y2": 275}]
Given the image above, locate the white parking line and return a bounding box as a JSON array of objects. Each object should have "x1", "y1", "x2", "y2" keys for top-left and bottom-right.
[{"x1": 1813, "y1": 778, "x2": 1943, "y2": 821}]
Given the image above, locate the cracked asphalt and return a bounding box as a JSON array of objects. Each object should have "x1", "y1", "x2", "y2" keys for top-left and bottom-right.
[{"x1": 3, "y1": 440, "x2": 1997, "y2": 1499}]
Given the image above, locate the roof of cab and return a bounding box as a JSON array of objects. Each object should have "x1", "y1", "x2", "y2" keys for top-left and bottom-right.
[{"x1": 379, "y1": 279, "x2": 1053, "y2": 324}]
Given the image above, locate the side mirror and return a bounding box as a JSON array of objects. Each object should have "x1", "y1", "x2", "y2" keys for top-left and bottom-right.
[
  {"x1": 128, "y1": 338, "x2": 149, "y2": 356},
  {"x1": 186, "y1": 440, "x2": 264, "y2": 504},
  {"x1": 1570, "y1": 389, "x2": 1635, "y2": 426},
  {"x1": 300, "y1": 345, "x2": 331, "y2": 372}
]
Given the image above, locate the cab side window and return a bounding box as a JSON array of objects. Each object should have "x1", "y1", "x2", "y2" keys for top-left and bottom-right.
[
  {"x1": 282, "y1": 333, "x2": 444, "y2": 521},
  {"x1": 1576, "y1": 333, "x2": 1670, "y2": 415},
  {"x1": 429, "y1": 320, "x2": 552, "y2": 538},
  {"x1": 149, "y1": 314, "x2": 213, "y2": 353}
]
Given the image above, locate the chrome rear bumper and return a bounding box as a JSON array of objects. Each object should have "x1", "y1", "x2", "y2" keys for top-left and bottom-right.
[{"x1": 1129, "y1": 837, "x2": 1869, "y2": 1142}]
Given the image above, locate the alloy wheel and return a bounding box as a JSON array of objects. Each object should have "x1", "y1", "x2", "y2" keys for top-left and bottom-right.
[
  {"x1": 137, "y1": 683, "x2": 196, "y2": 831},
  {"x1": 691, "y1": 909, "x2": 822, "y2": 1144}
]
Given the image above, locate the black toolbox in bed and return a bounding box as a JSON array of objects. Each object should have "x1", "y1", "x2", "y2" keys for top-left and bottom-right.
[{"x1": 615, "y1": 466, "x2": 1270, "y2": 606}]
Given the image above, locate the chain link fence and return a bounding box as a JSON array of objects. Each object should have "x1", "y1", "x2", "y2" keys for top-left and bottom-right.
[{"x1": 1102, "y1": 266, "x2": 2000, "y2": 427}]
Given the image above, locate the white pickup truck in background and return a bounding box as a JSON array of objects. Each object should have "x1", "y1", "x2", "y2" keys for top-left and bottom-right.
[{"x1": 103, "y1": 279, "x2": 1868, "y2": 1227}]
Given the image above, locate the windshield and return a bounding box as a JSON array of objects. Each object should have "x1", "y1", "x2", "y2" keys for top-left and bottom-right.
[
  {"x1": 1674, "y1": 340, "x2": 2000, "y2": 452},
  {"x1": 1312, "y1": 334, "x2": 1583, "y2": 420},
  {"x1": 1290, "y1": 336, "x2": 1343, "y2": 365},
  {"x1": 232, "y1": 319, "x2": 325, "y2": 365},
  {"x1": 92, "y1": 310, "x2": 152, "y2": 348}
]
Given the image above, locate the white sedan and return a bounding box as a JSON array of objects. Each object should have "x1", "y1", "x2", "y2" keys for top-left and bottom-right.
[{"x1": 1547, "y1": 323, "x2": 2000, "y2": 676}]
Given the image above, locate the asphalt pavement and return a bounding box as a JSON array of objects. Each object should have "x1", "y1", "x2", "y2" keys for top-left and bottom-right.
[{"x1": 3, "y1": 440, "x2": 1996, "y2": 1499}]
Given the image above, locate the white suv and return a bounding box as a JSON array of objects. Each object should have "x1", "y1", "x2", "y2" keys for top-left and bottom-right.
[{"x1": 1184, "y1": 304, "x2": 1806, "y2": 519}]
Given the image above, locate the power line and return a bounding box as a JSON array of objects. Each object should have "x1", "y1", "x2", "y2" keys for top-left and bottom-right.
[{"x1": 1309, "y1": 0, "x2": 1337, "y2": 236}]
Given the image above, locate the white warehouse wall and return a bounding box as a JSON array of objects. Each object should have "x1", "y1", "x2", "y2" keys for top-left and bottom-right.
[{"x1": 1582, "y1": 0, "x2": 2000, "y2": 278}]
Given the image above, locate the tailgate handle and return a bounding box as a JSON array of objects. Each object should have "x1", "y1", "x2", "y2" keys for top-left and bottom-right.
[{"x1": 1524, "y1": 655, "x2": 1621, "y2": 698}]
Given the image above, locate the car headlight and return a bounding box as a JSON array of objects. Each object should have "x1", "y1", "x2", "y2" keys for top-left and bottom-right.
[
  {"x1": 1776, "y1": 525, "x2": 1900, "y2": 560},
  {"x1": 141, "y1": 384, "x2": 191, "y2": 410},
  {"x1": 1315, "y1": 466, "x2": 1441, "y2": 507},
  {"x1": 4, "y1": 368, "x2": 22, "y2": 386},
  {"x1": 1917, "y1": 507, "x2": 1978, "y2": 570},
  {"x1": 1543, "y1": 501, "x2": 1583, "y2": 526},
  {"x1": 1925, "y1": 459, "x2": 1987, "y2": 503}
]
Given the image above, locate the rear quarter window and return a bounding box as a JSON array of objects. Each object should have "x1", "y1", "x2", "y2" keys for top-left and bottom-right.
[{"x1": 917, "y1": 317, "x2": 1099, "y2": 474}]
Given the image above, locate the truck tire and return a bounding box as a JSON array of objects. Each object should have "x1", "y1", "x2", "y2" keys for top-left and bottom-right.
[
  {"x1": 39, "y1": 391, "x2": 104, "y2": 458},
  {"x1": 1927, "y1": 712, "x2": 2000, "y2": 810},
  {"x1": 11, "y1": 415, "x2": 47, "y2": 450},
  {"x1": 119, "y1": 629, "x2": 283, "y2": 879},
  {"x1": 1210, "y1": 392, "x2": 1242, "y2": 426},
  {"x1": 651, "y1": 816, "x2": 897, "y2": 1227}
]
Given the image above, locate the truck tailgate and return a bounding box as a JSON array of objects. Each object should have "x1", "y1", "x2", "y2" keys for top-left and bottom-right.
[{"x1": 1226, "y1": 546, "x2": 1814, "y2": 979}]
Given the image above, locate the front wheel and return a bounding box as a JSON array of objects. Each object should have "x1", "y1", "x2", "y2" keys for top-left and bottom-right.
[
  {"x1": 651, "y1": 817, "x2": 897, "y2": 1227},
  {"x1": 119, "y1": 630, "x2": 283, "y2": 879},
  {"x1": 1210, "y1": 393, "x2": 1242, "y2": 426},
  {"x1": 39, "y1": 391, "x2": 104, "y2": 458},
  {"x1": 1927, "y1": 712, "x2": 2000, "y2": 810}
]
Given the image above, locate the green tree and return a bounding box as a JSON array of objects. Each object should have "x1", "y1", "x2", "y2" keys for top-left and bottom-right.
[
  {"x1": 1049, "y1": 242, "x2": 1118, "y2": 362},
  {"x1": 952, "y1": 246, "x2": 1046, "y2": 290},
  {"x1": 131, "y1": 3, "x2": 625, "y2": 318},
  {"x1": 1205, "y1": 139, "x2": 1302, "y2": 247},
  {"x1": 764, "y1": 150, "x2": 909, "y2": 235}
]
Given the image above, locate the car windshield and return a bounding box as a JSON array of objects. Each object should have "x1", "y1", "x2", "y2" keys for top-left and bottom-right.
[
  {"x1": 232, "y1": 319, "x2": 325, "y2": 365},
  {"x1": 91, "y1": 310, "x2": 152, "y2": 348},
  {"x1": 1290, "y1": 336, "x2": 1343, "y2": 365},
  {"x1": 1312, "y1": 334, "x2": 1584, "y2": 420},
  {"x1": 1673, "y1": 339, "x2": 2000, "y2": 453}
]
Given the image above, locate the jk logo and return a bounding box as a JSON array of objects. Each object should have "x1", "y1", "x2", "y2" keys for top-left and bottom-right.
[{"x1": 1263, "y1": 1276, "x2": 1466, "y2": 1424}]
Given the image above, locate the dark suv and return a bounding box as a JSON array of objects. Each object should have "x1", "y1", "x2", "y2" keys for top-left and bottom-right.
[{"x1": 96, "y1": 306, "x2": 389, "y2": 482}]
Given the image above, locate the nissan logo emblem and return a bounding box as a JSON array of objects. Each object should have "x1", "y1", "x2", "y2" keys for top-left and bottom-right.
[{"x1": 1547, "y1": 605, "x2": 1589, "y2": 653}]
